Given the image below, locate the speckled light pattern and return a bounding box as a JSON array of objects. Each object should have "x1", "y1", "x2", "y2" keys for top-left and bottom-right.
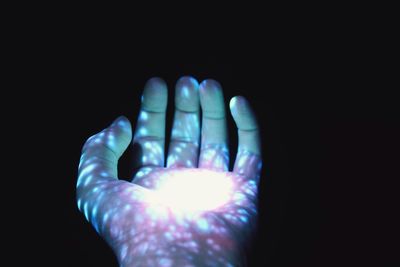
[{"x1": 77, "y1": 77, "x2": 262, "y2": 266}]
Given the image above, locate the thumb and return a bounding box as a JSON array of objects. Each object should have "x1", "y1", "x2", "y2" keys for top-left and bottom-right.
[
  {"x1": 78, "y1": 116, "x2": 132, "y2": 185},
  {"x1": 107, "y1": 115, "x2": 133, "y2": 157}
]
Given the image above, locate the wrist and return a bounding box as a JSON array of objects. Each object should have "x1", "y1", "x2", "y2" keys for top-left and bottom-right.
[
  {"x1": 115, "y1": 234, "x2": 244, "y2": 267},
  {"x1": 118, "y1": 250, "x2": 243, "y2": 267}
]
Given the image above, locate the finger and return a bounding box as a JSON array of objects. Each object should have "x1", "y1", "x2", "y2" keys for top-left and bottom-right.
[
  {"x1": 230, "y1": 96, "x2": 262, "y2": 180},
  {"x1": 198, "y1": 79, "x2": 229, "y2": 171},
  {"x1": 131, "y1": 78, "x2": 167, "y2": 185},
  {"x1": 77, "y1": 116, "x2": 132, "y2": 188},
  {"x1": 133, "y1": 77, "x2": 168, "y2": 171},
  {"x1": 167, "y1": 76, "x2": 200, "y2": 168}
]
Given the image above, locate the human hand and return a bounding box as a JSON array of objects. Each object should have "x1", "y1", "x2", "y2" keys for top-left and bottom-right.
[{"x1": 77, "y1": 77, "x2": 262, "y2": 266}]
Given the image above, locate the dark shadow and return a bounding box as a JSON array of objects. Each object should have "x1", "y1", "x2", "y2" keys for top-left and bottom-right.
[{"x1": 118, "y1": 142, "x2": 144, "y2": 181}]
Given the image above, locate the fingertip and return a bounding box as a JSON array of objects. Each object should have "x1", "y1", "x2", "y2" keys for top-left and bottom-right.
[
  {"x1": 175, "y1": 76, "x2": 200, "y2": 111},
  {"x1": 229, "y1": 96, "x2": 239, "y2": 111},
  {"x1": 199, "y1": 79, "x2": 225, "y2": 118},
  {"x1": 142, "y1": 77, "x2": 168, "y2": 111},
  {"x1": 230, "y1": 96, "x2": 258, "y2": 131},
  {"x1": 199, "y1": 79, "x2": 222, "y2": 93},
  {"x1": 145, "y1": 77, "x2": 167, "y2": 88},
  {"x1": 229, "y1": 96, "x2": 237, "y2": 110},
  {"x1": 109, "y1": 116, "x2": 132, "y2": 143},
  {"x1": 230, "y1": 95, "x2": 248, "y2": 109},
  {"x1": 229, "y1": 95, "x2": 251, "y2": 116},
  {"x1": 177, "y1": 75, "x2": 199, "y2": 87},
  {"x1": 144, "y1": 77, "x2": 168, "y2": 95},
  {"x1": 111, "y1": 115, "x2": 131, "y2": 130}
]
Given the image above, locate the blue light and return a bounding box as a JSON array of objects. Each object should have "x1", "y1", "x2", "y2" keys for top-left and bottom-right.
[
  {"x1": 138, "y1": 128, "x2": 147, "y2": 136},
  {"x1": 164, "y1": 232, "x2": 173, "y2": 241},
  {"x1": 197, "y1": 218, "x2": 209, "y2": 232},
  {"x1": 139, "y1": 111, "x2": 149, "y2": 121},
  {"x1": 83, "y1": 202, "x2": 89, "y2": 221},
  {"x1": 239, "y1": 216, "x2": 248, "y2": 223},
  {"x1": 182, "y1": 87, "x2": 189, "y2": 97},
  {"x1": 77, "y1": 198, "x2": 82, "y2": 210}
]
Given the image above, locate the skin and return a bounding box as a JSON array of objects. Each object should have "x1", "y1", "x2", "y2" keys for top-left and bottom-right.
[{"x1": 77, "y1": 77, "x2": 262, "y2": 266}]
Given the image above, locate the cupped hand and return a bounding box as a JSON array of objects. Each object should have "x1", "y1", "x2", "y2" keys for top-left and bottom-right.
[{"x1": 77, "y1": 77, "x2": 262, "y2": 266}]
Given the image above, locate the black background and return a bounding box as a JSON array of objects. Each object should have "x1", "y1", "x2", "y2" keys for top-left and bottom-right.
[{"x1": 13, "y1": 9, "x2": 398, "y2": 267}]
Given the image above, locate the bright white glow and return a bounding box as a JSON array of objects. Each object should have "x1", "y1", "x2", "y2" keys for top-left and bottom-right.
[{"x1": 154, "y1": 169, "x2": 234, "y2": 212}]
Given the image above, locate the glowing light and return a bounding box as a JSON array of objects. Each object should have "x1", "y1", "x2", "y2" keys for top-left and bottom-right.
[
  {"x1": 120, "y1": 244, "x2": 128, "y2": 260},
  {"x1": 77, "y1": 163, "x2": 97, "y2": 186},
  {"x1": 139, "y1": 111, "x2": 149, "y2": 121},
  {"x1": 83, "y1": 202, "x2": 89, "y2": 221},
  {"x1": 77, "y1": 198, "x2": 82, "y2": 210},
  {"x1": 138, "y1": 128, "x2": 147, "y2": 136},
  {"x1": 154, "y1": 169, "x2": 234, "y2": 212},
  {"x1": 182, "y1": 86, "x2": 189, "y2": 97},
  {"x1": 229, "y1": 96, "x2": 237, "y2": 109},
  {"x1": 196, "y1": 218, "x2": 209, "y2": 232},
  {"x1": 159, "y1": 258, "x2": 172, "y2": 267}
]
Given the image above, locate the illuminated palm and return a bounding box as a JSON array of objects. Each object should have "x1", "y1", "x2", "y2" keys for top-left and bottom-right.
[{"x1": 77, "y1": 77, "x2": 262, "y2": 266}]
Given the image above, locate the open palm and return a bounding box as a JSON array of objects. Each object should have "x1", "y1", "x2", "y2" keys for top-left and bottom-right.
[{"x1": 77, "y1": 77, "x2": 262, "y2": 266}]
